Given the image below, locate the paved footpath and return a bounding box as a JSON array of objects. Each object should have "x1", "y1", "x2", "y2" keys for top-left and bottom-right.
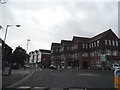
[{"x1": 2, "y1": 69, "x2": 33, "y2": 88}]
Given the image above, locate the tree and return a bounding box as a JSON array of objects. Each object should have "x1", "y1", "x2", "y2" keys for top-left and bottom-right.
[{"x1": 11, "y1": 46, "x2": 29, "y2": 67}]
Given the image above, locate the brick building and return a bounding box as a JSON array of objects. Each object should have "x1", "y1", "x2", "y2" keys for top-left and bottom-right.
[
  {"x1": 29, "y1": 49, "x2": 51, "y2": 68},
  {"x1": 51, "y1": 29, "x2": 120, "y2": 69},
  {"x1": 0, "y1": 38, "x2": 13, "y2": 70}
]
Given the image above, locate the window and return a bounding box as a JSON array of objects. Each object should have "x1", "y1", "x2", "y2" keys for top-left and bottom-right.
[
  {"x1": 96, "y1": 59, "x2": 101, "y2": 67},
  {"x1": 75, "y1": 53, "x2": 78, "y2": 57},
  {"x1": 86, "y1": 44, "x2": 88, "y2": 48},
  {"x1": 105, "y1": 40, "x2": 107, "y2": 45},
  {"x1": 74, "y1": 45, "x2": 78, "y2": 49},
  {"x1": 61, "y1": 47, "x2": 64, "y2": 51},
  {"x1": 68, "y1": 54, "x2": 72, "y2": 58},
  {"x1": 89, "y1": 44, "x2": 91, "y2": 48},
  {"x1": 92, "y1": 43, "x2": 94, "y2": 48},
  {"x1": 112, "y1": 40, "x2": 115, "y2": 46},
  {"x1": 72, "y1": 54, "x2": 74, "y2": 58},
  {"x1": 113, "y1": 50, "x2": 117, "y2": 56},
  {"x1": 82, "y1": 52, "x2": 88, "y2": 57},
  {"x1": 96, "y1": 51, "x2": 100, "y2": 56},
  {"x1": 71, "y1": 46, "x2": 74, "y2": 50},
  {"x1": 56, "y1": 49, "x2": 58, "y2": 52},
  {"x1": 109, "y1": 40, "x2": 111, "y2": 45},
  {"x1": 67, "y1": 47, "x2": 69, "y2": 51},
  {"x1": 116, "y1": 41, "x2": 118, "y2": 46},
  {"x1": 106, "y1": 50, "x2": 111, "y2": 55},
  {"x1": 82, "y1": 44, "x2": 85, "y2": 48},
  {"x1": 97, "y1": 40, "x2": 99, "y2": 46},
  {"x1": 90, "y1": 52, "x2": 94, "y2": 56},
  {"x1": 94, "y1": 42, "x2": 96, "y2": 47},
  {"x1": 61, "y1": 55, "x2": 64, "y2": 59}
]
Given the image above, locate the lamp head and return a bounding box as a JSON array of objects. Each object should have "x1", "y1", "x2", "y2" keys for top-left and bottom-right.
[{"x1": 16, "y1": 25, "x2": 20, "y2": 27}]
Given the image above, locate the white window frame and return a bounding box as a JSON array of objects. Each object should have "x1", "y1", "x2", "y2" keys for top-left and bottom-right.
[
  {"x1": 116, "y1": 41, "x2": 118, "y2": 46},
  {"x1": 112, "y1": 40, "x2": 115, "y2": 46},
  {"x1": 105, "y1": 40, "x2": 107, "y2": 45},
  {"x1": 97, "y1": 40, "x2": 99, "y2": 46},
  {"x1": 109, "y1": 40, "x2": 111, "y2": 45}
]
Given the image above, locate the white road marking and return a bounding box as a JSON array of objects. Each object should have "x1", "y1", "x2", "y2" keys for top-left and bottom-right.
[
  {"x1": 31, "y1": 87, "x2": 47, "y2": 90},
  {"x1": 78, "y1": 73, "x2": 99, "y2": 76},
  {"x1": 17, "y1": 86, "x2": 31, "y2": 89}
]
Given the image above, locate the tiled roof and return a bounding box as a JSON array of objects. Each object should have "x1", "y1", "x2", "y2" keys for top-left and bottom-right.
[
  {"x1": 73, "y1": 36, "x2": 90, "y2": 42},
  {"x1": 51, "y1": 43, "x2": 61, "y2": 46},
  {"x1": 39, "y1": 49, "x2": 51, "y2": 53},
  {"x1": 61, "y1": 40, "x2": 72, "y2": 44},
  {"x1": 90, "y1": 29, "x2": 113, "y2": 41}
]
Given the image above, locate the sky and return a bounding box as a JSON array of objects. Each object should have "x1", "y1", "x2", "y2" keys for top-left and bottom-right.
[{"x1": 0, "y1": 0, "x2": 119, "y2": 53}]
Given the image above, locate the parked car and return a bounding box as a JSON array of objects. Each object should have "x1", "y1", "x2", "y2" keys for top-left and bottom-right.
[
  {"x1": 111, "y1": 63, "x2": 120, "y2": 71},
  {"x1": 49, "y1": 65, "x2": 57, "y2": 69},
  {"x1": 24, "y1": 65, "x2": 30, "y2": 68}
]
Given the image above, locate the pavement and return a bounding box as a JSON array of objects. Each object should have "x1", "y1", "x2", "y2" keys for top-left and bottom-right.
[{"x1": 2, "y1": 68, "x2": 33, "y2": 88}]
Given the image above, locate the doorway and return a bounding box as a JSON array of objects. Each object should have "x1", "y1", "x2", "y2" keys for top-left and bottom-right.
[{"x1": 82, "y1": 61, "x2": 88, "y2": 69}]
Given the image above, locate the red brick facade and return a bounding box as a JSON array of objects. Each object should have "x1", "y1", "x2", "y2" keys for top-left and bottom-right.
[{"x1": 51, "y1": 29, "x2": 120, "y2": 69}]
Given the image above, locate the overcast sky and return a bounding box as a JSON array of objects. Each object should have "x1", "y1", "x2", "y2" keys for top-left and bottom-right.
[{"x1": 0, "y1": 0, "x2": 119, "y2": 53}]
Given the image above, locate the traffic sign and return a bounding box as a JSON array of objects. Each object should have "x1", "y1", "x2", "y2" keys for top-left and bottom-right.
[{"x1": 115, "y1": 69, "x2": 120, "y2": 77}]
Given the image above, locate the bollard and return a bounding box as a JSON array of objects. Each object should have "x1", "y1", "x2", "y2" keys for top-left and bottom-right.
[{"x1": 114, "y1": 69, "x2": 120, "y2": 90}]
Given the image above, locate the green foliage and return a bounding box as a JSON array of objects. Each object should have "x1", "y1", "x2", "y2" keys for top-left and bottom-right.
[{"x1": 11, "y1": 46, "x2": 29, "y2": 66}]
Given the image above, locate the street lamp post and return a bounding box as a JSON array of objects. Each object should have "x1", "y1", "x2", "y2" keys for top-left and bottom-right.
[
  {"x1": 2, "y1": 25, "x2": 20, "y2": 75},
  {"x1": 4, "y1": 25, "x2": 20, "y2": 43},
  {"x1": 26, "y1": 39, "x2": 30, "y2": 66},
  {"x1": 26, "y1": 39, "x2": 30, "y2": 53}
]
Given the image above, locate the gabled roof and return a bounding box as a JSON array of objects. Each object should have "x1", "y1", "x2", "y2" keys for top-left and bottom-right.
[
  {"x1": 0, "y1": 38, "x2": 13, "y2": 50},
  {"x1": 61, "y1": 40, "x2": 72, "y2": 45},
  {"x1": 73, "y1": 36, "x2": 90, "y2": 42},
  {"x1": 39, "y1": 49, "x2": 51, "y2": 53},
  {"x1": 51, "y1": 43, "x2": 61, "y2": 46},
  {"x1": 90, "y1": 29, "x2": 118, "y2": 41}
]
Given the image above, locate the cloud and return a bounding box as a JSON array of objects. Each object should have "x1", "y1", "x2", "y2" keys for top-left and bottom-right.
[{"x1": 1, "y1": 1, "x2": 118, "y2": 52}]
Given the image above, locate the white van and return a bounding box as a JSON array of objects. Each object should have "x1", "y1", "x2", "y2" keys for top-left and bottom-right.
[{"x1": 111, "y1": 63, "x2": 120, "y2": 71}]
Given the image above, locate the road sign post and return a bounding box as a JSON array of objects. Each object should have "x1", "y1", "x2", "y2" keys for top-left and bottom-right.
[{"x1": 114, "y1": 69, "x2": 120, "y2": 89}]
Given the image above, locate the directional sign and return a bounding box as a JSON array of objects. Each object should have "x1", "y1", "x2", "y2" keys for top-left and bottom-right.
[{"x1": 115, "y1": 69, "x2": 120, "y2": 77}]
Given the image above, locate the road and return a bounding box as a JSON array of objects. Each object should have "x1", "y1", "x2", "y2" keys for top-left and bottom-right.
[{"x1": 7, "y1": 69, "x2": 114, "y2": 89}]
